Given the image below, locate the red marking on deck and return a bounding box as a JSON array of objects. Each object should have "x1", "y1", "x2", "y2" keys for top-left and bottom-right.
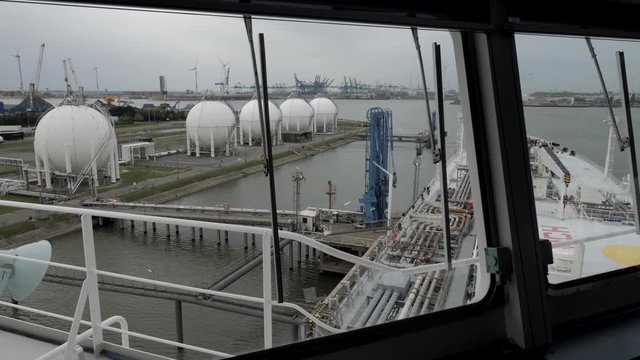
[{"x1": 540, "y1": 225, "x2": 573, "y2": 243}]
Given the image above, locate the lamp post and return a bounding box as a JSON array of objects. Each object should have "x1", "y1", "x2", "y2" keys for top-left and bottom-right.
[{"x1": 372, "y1": 161, "x2": 393, "y2": 231}]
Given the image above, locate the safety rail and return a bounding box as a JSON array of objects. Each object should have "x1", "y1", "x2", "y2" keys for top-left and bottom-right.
[
  {"x1": 0, "y1": 199, "x2": 481, "y2": 359},
  {"x1": 574, "y1": 152, "x2": 627, "y2": 189}
]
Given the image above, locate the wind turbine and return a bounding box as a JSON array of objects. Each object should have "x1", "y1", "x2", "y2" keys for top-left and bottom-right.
[
  {"x1": 14, "y1": 50, "x2": 24, "y2": 94},
  {"x1": 92, "y1": 66, "x2": 100, "y2": 92},
  {"x1": 215, "y1": 57, "x2": 231, "y2": 94},
  {"x1": 189, "y1": 60, "x2": 198, "y2": 93}
]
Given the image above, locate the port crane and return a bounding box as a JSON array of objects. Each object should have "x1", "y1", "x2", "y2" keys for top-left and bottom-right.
[
  {"x1": 62, "y1": 59, "x2": 72, "y2": 97},
  {"x1": 67, "y1": 58, "x2": 85, "y2": 102},
  {"x1": 27, "y1": 43, "x2": 45, "y2": 111}
]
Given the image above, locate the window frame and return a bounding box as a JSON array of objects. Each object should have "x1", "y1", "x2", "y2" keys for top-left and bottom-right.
[{"x1": 12, "y1": 0, "x2": 640, "y2": 358}]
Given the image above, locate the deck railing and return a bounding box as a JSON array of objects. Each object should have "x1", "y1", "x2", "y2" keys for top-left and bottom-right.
[{"x1": 0, "y1": 199, "x2": 480, "y2": 360}]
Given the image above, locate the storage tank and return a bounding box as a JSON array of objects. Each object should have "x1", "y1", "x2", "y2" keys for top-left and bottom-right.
[
  {"x1": 34, "y1": 105, "x2": 119, "y2": 189},
  {"x1": 310, "y1": 97, "x2": 338, "y2": 133},
  {"x1": 239, "y1": 99, "x2": 282, "y2": 145},
  {"x1": 280, "y1": 98, "x2": 313, "y2": 132},
  {"x1": 186, "y1": 101, "x2": 237, "y2": 157}
]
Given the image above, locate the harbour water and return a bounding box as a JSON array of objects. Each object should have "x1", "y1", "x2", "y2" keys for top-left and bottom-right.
[{"x1": 1, "y1": 99, "x2": 638, "y2": 359}]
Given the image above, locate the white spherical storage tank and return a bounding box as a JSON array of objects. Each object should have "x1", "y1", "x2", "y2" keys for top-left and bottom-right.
[
  {"x1": 34, "y1": 105, "x2": 119, "y2": 189},
  {"x1": 310, "y1": 97, "x2": 338, "y2": 133},
  {"x1": 239, "y1": 99, "x2": 282, "y2": 145},
  {"x1": 186, "y1": 101, "x2": 237, "y2": 157},
  {"x1": 280, "y1": 98, "x2": 313, "y2": 132}
]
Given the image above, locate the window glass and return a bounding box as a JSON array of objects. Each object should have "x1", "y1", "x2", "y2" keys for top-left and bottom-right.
[
  {"x1": 0, "y1": 2, "x2": 489, "y2": 357},
  {"x1": 516, "y1": 34, "x2": 640, "y2": 284}
]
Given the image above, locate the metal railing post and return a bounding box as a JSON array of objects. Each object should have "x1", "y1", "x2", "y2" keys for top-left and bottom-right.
[
  {"x1": 80, "y1": 214, "x2": 104, "y2": 352},
  {"x1": 262, "y1": 229, "x2": 273, "y2": 349},
  {"x1": 64, "y1": 280, "x2": 89, "y2": 360}
]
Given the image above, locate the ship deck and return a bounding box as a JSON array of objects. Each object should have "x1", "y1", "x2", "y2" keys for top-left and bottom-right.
[
  {"x1": 0, "y1": 329, "x2": 108, "y2": 360},
  {"x1": 313, "y1": 151, "x2": 476, "y2": 332}
]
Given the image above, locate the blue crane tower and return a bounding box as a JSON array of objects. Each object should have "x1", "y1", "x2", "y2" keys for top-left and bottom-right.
[{"x1": 359, "y1": 107, "x2": 395, "y2": 227}]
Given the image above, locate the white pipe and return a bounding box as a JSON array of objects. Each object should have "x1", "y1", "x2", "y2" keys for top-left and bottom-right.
[
  {"x1": 376, "y1": 291, "x2": 399, "y2": 325},
  {"x1": 195, "y1": 135, "x2": 200, "y2": 157},
  {"x1": 411, "y1": 272, "x2": 433, "y2": 316},
  {"x1": 398, "y1": 275, "x2": 424, "y2": 319},
  {"x1": 421, "y1": 271, "x2": 441, "y2": 314},
  {"x1": 365, "y1": 289, "x2": 392, "y2": 327},
  {"x1": 355, "y1": 289, "x2": 383, "y2": 328}
]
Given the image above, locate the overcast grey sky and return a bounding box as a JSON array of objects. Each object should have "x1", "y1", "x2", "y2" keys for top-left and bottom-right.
[{"x1": 2, "y1": 1, "x2": 640, "y2": 94}]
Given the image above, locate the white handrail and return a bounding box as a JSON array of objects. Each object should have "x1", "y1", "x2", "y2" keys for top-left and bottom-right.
[
  {"x1": 0, "y1": 199, "x2": 481, "y2": 357},
  {"x1": 0, "y1": 200, "x2": 478, "y2": 276},
  {"x1": 37, "y1": 316, "x2": 132, "y2": 360},
  {"x1": 0, "y1": 299, "x2": 130, "y2": 359}
]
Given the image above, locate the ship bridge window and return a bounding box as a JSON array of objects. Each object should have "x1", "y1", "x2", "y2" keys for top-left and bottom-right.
[
  {"x1": 516, "y1": 34, "x2": 640, "y2": 285},
  {"x1": 0, "y1": 2, "x2": 492, "y2": 359}
]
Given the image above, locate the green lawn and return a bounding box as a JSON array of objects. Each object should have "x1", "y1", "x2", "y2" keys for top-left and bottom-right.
[
  {"x1": 118, "y1": 155, "x2": 277, "y2": 202},
  {"x1": 109, "y1": 164, "x2": 183, "y2": 188},
  {"x1": 0, "y1": 221, "x2": 38, "y2": 238},
  {"x1": 0, "y1": 194, "x2": 40, "y2": 215},
  {"x1": 337, "y1": 119, "x2": 368, "y2": 127},
  {"x1": 0, "y1": 165, "x2": 18, "y2": 175}
]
